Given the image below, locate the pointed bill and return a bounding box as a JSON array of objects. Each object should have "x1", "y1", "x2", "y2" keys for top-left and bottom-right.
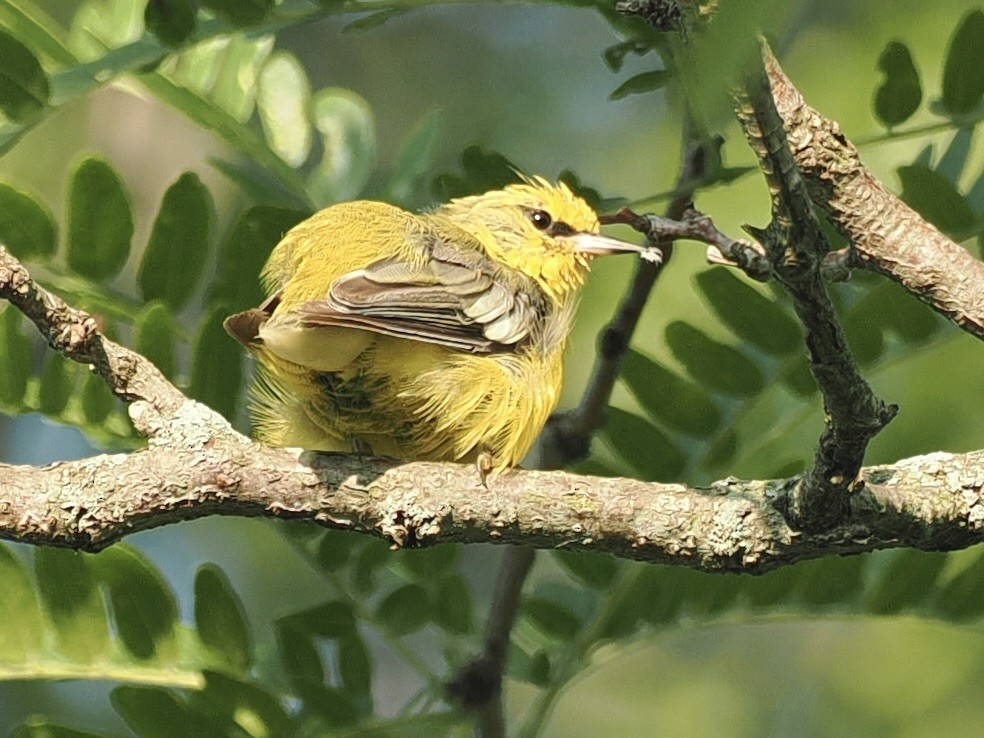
[{"x1": 564, "y1": 232, "x2": 663, "y2": 263}]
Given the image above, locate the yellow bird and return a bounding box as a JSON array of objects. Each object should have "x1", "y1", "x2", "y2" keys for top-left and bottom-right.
[{"x1": 224, "y1": 176, "x2": 654, "y2": 473}]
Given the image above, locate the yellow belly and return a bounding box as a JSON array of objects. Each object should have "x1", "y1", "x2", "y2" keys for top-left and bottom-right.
[{"x1": 250, "y1": 335, "x2": 562, "y2": 471}]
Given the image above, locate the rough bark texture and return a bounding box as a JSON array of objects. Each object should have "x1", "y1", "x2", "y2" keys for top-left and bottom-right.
[
  {"x1": 763, "y1": 48, "x2": 984, "y2": 339},
  {"x1": 1, "y1": 432, "x2": 981, "y2": 573}
]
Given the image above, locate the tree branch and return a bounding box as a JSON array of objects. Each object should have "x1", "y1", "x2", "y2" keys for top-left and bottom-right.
[
  {"x1": 732, "y1": 52, "x2": 898, "y2": 530},
  {"x1": 0, "y1": 438, "x2": 981, "y2": 573},
  {"x1": 761, "y1": 46, "x2": 984, "y2": 340}
]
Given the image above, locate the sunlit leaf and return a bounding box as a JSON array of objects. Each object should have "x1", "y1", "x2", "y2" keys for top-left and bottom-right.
[
  {"x1": 0, "y1": 543, "x2": 43, "y2": 661},
  {"x1": 189, "y1": 672, "x2": 292, "y2": 738},
  {"x1": 257, "y1": 51, "x2": 312, "y2": 167},
  {"x1": 307, "y1": 88, "x2": 376, "y2": 205}
]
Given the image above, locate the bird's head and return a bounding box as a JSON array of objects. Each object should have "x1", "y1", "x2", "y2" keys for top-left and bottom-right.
[{"x1": 437, "y1": 175, "x2": 648, "y2": 302}]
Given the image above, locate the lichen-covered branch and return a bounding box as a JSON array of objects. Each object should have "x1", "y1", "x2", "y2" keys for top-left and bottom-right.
[
  {"x1": 0, "y1": 440, "x2": 981, "y2": 573},
  {"x1": 761, "y1": 47, "x2": 984, "y2": 340},
  {"x1": 736, "y1": 58, "x2": 898, "y2": 530}
]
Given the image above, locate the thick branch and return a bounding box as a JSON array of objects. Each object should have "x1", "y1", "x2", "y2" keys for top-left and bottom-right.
[
  {"x1": 762, "y1": 47, "x2": 984, "y2": 340},
  {"x1": 0, "y1": 441, "x2": 981, "y2": 573}
]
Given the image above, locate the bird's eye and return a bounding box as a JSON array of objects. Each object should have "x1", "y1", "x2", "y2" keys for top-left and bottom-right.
[{"x1": 529, "y1": 209, "x2": 553, "y2": 230}]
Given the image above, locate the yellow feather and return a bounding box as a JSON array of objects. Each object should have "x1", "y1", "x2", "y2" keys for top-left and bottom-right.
[{"x1": 226, "y1": 178, "x2": 642, "y2": 472}]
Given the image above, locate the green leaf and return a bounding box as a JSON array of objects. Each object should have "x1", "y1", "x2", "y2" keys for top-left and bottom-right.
[
  {"x1": 93, "y1": 545, "x2": 178, "y2": 660},
  {"x1": 111, "y1": 686, "x2": 214, "y2": 738},
  {"x1": 194, "y1": 564, "x2": 252, "y2": 673},
  {"x1": 792, "y1": 555, "x2": 866, "y2": 607},
  {"x1": 382, "y1": 109, "x2": 443, "y2": 206},
  {"x1": 0, "y1": 307, "x2": 30, "y2": 406},
  {"x1": 207, "y1": 36, "x2": 275, "y2": 123},
  {"x1": 0, "y1": 183, "x2": 56, "y2": 259},
  {"x1": 144, "y1": 0, "x2": 198, "y2": 47},
  {"x1": 694, "y1": 268, "x2": 800, "y2": 356},
  {"x1": 338, "y1": 632, "x2": 373, "y2": 699},
  {"x1": 35, "y1": 548, "x2": 109, "y2": 661},
  {"x1": 352, "y1": 539, "x2": 390, "y2": 594},
  {"x1": 67, "y1": 157, "x2": 133, "y2": 280},
  {"x1": 522, "y1": 596, "x2": 581, "y2": 640},
  {"x1": 210, "y1": 206, "x2": 310, "y2": 312},
  {"x1": 701, "y1": 427, "x2": 738, "y2": 471},
  {"x1": 897, "y1": 164, "x2": 976, "y2": 235},
  {"x1": 941, "y1": 9, "x2": 984, "y2": 116},
  {"x1": 343, "y1": 9, "x2": 406, "y2": 33},
  {"x1": 432, "y1": 573, "x2": 473, "y2": 634},
  {"x1": 0, "y1": 28, "x2": 49, "y2": 120},
  {"x1": 291, "y1": 600, "x2": 356, "y2": 638},
  {"x1": 38, "y1": 352, "x2": 74, "y2": 416},
  {"x1": 0, "y1": 543, "x2": 43, "y2": 661},
  {"x1": 665, "y1": 321, "x2": 766, "y2": 397},
  {"x1": 508, "y1": 643, "x2": 551, "y2": 685},
  {"x1": 80, "y1": 361, "x2": 114, "y2": 425},
  {"x1": 395, "y1": 543, "x2": 459, "y2": 579},
  {"x1": 316, "y1": 529, "x2": 361, "y2": 572},
  {"x1": 201, "y1": 0, "x2": 272, "y2": 26},
  {"x1": 602, "y1": 38, "x2": 652, "y2": 73},
  {"x1": 553, "y1": 549, "x2": 618, "y2": 589},
  {"x1": 621, "y1": 349, "x2": 721, "y2": 437},
  {"x1": 276, "y1": 623, "x2": 323, "y2": 689},
  {"x1": 138, "y1": 172, "x2": 213, "y2": 311},
  {"x1": 138, "y1": 73, "x2": 311, "y2": 206},
  {"x1": 190, "y1": 302, "x2": 242, "y2": 420},
  {"x1": 431, "y1": 146, "x2": 519, "y2": 200},
  {"x1": 873, "y1": 41, "x2": 922, "y2": 127},
  {"x1": 190, "y1": 672, "x2": 292, "y2": 738},
  {"x1": 375, "y1": 584, "x2": 430, "y2": 636},
  {"x1": 779, "y1": 355, "x2": 816, "y2": 397},
  {"x1": 865, "y1": 550, "x2": 947, "y2": 615},
  {"x1": 12, "y1": 720, "x2": 107, "y2": 738},
  {"x1": 133, "y1": 301, "x2": 177, "y2": 380},
  {"x1": 609, "y1": 70, "x2": 671, "y2": 100},
  {"x1": 257, "y1": 51, "x2": 312, "y2": 167},
  {"x1": 935, "y1": 551, "x2": 984, "y2": 620},
  {"x1": 307, "y1": 88, "x2": 376, "y2": 205},
  {"x1": 603, "y1": 406, "x2": 686, "y2": 480}
]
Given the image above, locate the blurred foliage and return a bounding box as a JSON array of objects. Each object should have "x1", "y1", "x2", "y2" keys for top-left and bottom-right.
[{"x1": 0, "y1": 0, "x2": 983, "y2": 736}]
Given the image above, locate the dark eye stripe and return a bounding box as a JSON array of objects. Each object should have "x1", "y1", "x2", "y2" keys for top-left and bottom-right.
[{"x1": 547, "y1": 221, "x2": 575, "y2": 237}]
